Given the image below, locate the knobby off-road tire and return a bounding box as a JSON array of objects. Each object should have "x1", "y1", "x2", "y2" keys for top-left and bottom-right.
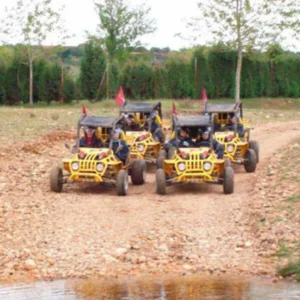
[
  {"x1": 130, "y1": 159, "x2": 147, "y2": 185},
  {"x1": 223, "y1": 166, "x2": 234, "y2": 194},
  {"x1": 50, "y1": 166, "x2": 63, "y2": 193},
  {"x1": 249, "y1": 140, "x2": 260, "y2": 163},
  {"x1": 156, "y1": 169, "x2": 166, "y2": 195},
  {"x1": 224, "y1": 158, "x2": 231, "y2": 168},
  {"x1": 116, "y1": 170, "x2": 128, "y2": 196},
  {"x1": 156, "y1": 150, "x2": 166, "y2": 169},
  {"x1": 244, "y1": 149, "x2": 257, "y2": 173},
  {"x1": 158, "y1": 150, "x2": 166, "y2": 159}
]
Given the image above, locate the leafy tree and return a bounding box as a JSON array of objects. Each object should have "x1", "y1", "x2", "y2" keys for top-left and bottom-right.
[
  {"x1": 79, "y1": 40, "x2": 107, "y2": 100},
  {"x1": 121, "y1": 62, "x2": 152, "y2": 99},
  {"x1": 187, "y1": 0, "x2": 300, "y2": 102},
  {"x1": 94, "y1": 0, "x2": 156, "y2": 97},
  {"x1": 0, "y1": 0, "x2": 67, "y2": 105}
]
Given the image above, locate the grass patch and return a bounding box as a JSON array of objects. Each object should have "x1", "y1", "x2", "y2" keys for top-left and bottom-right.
[
  {"x1": 275, "y1": 241, "x2": 292, "y2": 258},
  {"x1": 286, "y1": 195, "x2": 300, "y2": 203},
  {"x1": 278, "y1": 260, "x2": 300, "y2": 281},
  {"x1": 1, "y1": 98, "x2": 300, "y2": 143},
  {"x1": 2, "y1": 97, "x2": 300, "y2": 110},
  {"x1": 278, "y1": 205, "x2": 294, "y2": 211}
]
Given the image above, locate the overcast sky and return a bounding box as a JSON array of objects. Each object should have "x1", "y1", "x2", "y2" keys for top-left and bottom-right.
[{"x1": 0, "y1": 0, "x2": 299, "y2": 51}]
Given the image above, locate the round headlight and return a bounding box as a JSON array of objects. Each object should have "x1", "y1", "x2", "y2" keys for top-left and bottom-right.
[
  {"x1": 96, "y1": 163, "x2": 104, "y2": 172},
  {"x1": 138, "y1": 144, "x2": 145, "y2": 152},
  {"x1": 203, "y1": 162, "x2": 212, "y2": 171},
  {"x1": 178, "y1": 162, "x2": 186, "y2": 172},
  {"x1": 227, "y1": 144, "x2": 235, "y2": 153},
  {"x1": 71, "y1": 162, "x2": 79, "y2": 171}
]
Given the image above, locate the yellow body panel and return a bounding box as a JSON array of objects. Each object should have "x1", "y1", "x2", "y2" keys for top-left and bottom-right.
[
  {"x1": 125, "y1": 131, "x2": 161, "y2": 162},
  {"x1": 164, "y1": 147, "x2": 225, "y2": 183},
  {"x1": 63, "y1": 147, "x2": 123, "y2": 183},
  {"x1": 214, "y1": 131, "x2": 248, "y2": 163}
]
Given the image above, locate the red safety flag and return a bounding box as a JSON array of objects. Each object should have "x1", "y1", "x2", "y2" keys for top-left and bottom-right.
[
  {"x1": 115, "y1": 86, "x2": 126, "y2": 106},
  {"x1": 202, "y1": 88, "x2": 208, "y2": 103},
  {"x1": 172, "y1": 102, "x2": 178, "y2": 115},
  {"x1": 82, "y1": 104, "x2": 87, "y2": 115}
]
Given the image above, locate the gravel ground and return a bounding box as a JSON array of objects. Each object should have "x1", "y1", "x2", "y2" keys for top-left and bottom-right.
[{"x1": 1, "y1": 120, "x2": 300, "y2": 283}]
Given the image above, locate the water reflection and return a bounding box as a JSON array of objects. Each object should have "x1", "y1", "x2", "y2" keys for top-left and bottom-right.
[
  {"x1": 1, "y1": 275, "x2": 300, "y2": 299},
  {"x1": 71, "y1": 275, "x2": 300, "y2": 300}
]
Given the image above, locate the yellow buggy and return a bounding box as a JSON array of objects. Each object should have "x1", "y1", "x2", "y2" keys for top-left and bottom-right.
[
  {"x1": 50, "y1": 115, "x2": 146, "y2": 196},
  {"x1": 119, "y1": 102, "x2": 165, "y2": 163},
  {"x1": 204, "y1": 102, "x2": 259, "y2": 173},
  {"x1": 156, "y1": 115, "x2": 234, "y2": 195}
]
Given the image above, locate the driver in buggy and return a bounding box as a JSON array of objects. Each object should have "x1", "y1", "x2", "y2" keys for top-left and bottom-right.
[
  {"x1": 79, "y1": 126, "x2": 103, "y2": 148},
  {"x1": 165, "y1": 127, "x2": 195, "y2": 154},
  {"x1": 112, "y1": 128, "x2": 129, "y2": 165},
  {"x1": 195, "y1": 127, "x2": 224, "y2": 159},
  {"x1": 124, "y1": 114, "x2": 141, "y2": 131},
  {"x1": 145, "y1": 109, "x2": 164, "y2": 143},
  {"x1": 225, "y1": 113, "x2": 245, "y2": 137}
]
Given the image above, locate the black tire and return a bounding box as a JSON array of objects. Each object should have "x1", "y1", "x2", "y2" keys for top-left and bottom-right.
[
  {"x1": 156, "y1": 156, "x2": 165, "y2": 169},
  {"x1": 116, "y1": 170, "x2": 128, "y2": 196},
  {"x1": 158, "y1": 150, "x2": 166, "y2": 159},
  {"x1": 130, "y1": 159, "x2": 147, "y2": 185},
  {"x1": 249, "y1": 140, "x2": 260, "y2": 163},
  {"x1": 244, "y1": 149, "x2": 257, "y2": 173},
  {"x1": 156, "y1": 169, "x2": 166, "y2": 195},
  {"x1": 224, "y1": 158, "x2": 231, "y2": 167},
  {"x1": 157, "y1": 150, "x2": 166, "y2": 169},
  {"x1": 50, "y1": 166, "x2": 63, "y2": 193},
  {"x1": 223, "y1": 167, "x2": 234, "y2": 194}
]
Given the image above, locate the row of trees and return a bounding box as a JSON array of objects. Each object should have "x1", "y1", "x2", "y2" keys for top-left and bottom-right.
[
  {"x1": 1, "y1": 42, "x2": 299, "y2": 105},
  {"x1": 0, "y1": 0, "x2": 299, "y2": 104},
  {"x1": 79, "y1": 42, "x2": 300, "y2": 100},
  {"x1": 0, "y1": 47, "x2": 75, "y2": 105}
]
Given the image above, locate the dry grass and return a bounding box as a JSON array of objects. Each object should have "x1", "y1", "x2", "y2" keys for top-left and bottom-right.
[{"x1": 1, "y1": 98, "x2": 300, "y2": 144}]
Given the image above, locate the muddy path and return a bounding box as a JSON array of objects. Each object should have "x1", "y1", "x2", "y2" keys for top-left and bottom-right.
[{"x1": 0, "y1": 121, "x2": 300, "y2": 282}]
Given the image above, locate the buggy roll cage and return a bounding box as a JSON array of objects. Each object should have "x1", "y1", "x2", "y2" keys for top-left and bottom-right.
[
  {"x1": 73, "y1": 114, "x2": 126, "y2": 152},
  {"x1": 172, "y1": 114, "x2": 215, "y2": 151},
  {"x1": 204, "y1": 101, "x2": 244, "y2": 134},
  {"x1": 119, "y1": 102, "x2": 162, "y2": 132}
]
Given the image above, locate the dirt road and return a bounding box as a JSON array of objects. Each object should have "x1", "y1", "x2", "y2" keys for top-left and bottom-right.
[{"x1": 1, "y1": 120, "x2": 300, "y2": 282}]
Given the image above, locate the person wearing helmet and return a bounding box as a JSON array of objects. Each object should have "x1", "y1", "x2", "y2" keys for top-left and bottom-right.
[
  {"x1": 79, "y1": 127, "x2": 103, "y2": 148},
  {"x1": 164, "y1": 127, "x2": 194, "y2": 158},
  {"x1": 196, "y1": 128, "x2": 224, "y2": 159},
  {"x1": 147, "y1": 110, "x2": 164, "y2": 143},
  {"x1": 225, "y1": 113, "x2": 244, "y2": 137},
  {"x1": 112, "y1": 128, "x2": 129, "y2": 164},
  {"x1": 166, "y1": 127, "x2": 195, "y2": 149},
  {"x1": 124, "y1": 114, "x2": 140, "y2": 131}
]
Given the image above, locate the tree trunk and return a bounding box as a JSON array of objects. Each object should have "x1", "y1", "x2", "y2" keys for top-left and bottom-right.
[
  {"x1": 106, "y1": 61, "x2": 110, "y2": 99},
  {"x1": 235, "y1": 42, "x2": 243, "y2": 103},
  {"x1": 60, "y1": 64, "x2": 64, "y2": 103},
  {"x1": 235, "y1": 0, "x2": 243, "y2": 103},
  {"x1": 194, "y1": 57, "x2": 198, "y2": 99},
  {"x1": 29, "y1": 59, "x2": 33, "y2": 106},
  {"x1": 17, "y1": 67, "x2": 20, "y2": 103}
]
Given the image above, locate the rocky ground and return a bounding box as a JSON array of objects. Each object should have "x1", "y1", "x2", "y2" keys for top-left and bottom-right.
[{"x1": 0, "y1": 114, "x2": 300, "y2": 284}]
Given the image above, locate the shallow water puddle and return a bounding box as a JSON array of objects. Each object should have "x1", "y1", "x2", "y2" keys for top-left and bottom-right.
[{"x1": 1, "y1": 275, "x2": 300, "y2": 299}]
